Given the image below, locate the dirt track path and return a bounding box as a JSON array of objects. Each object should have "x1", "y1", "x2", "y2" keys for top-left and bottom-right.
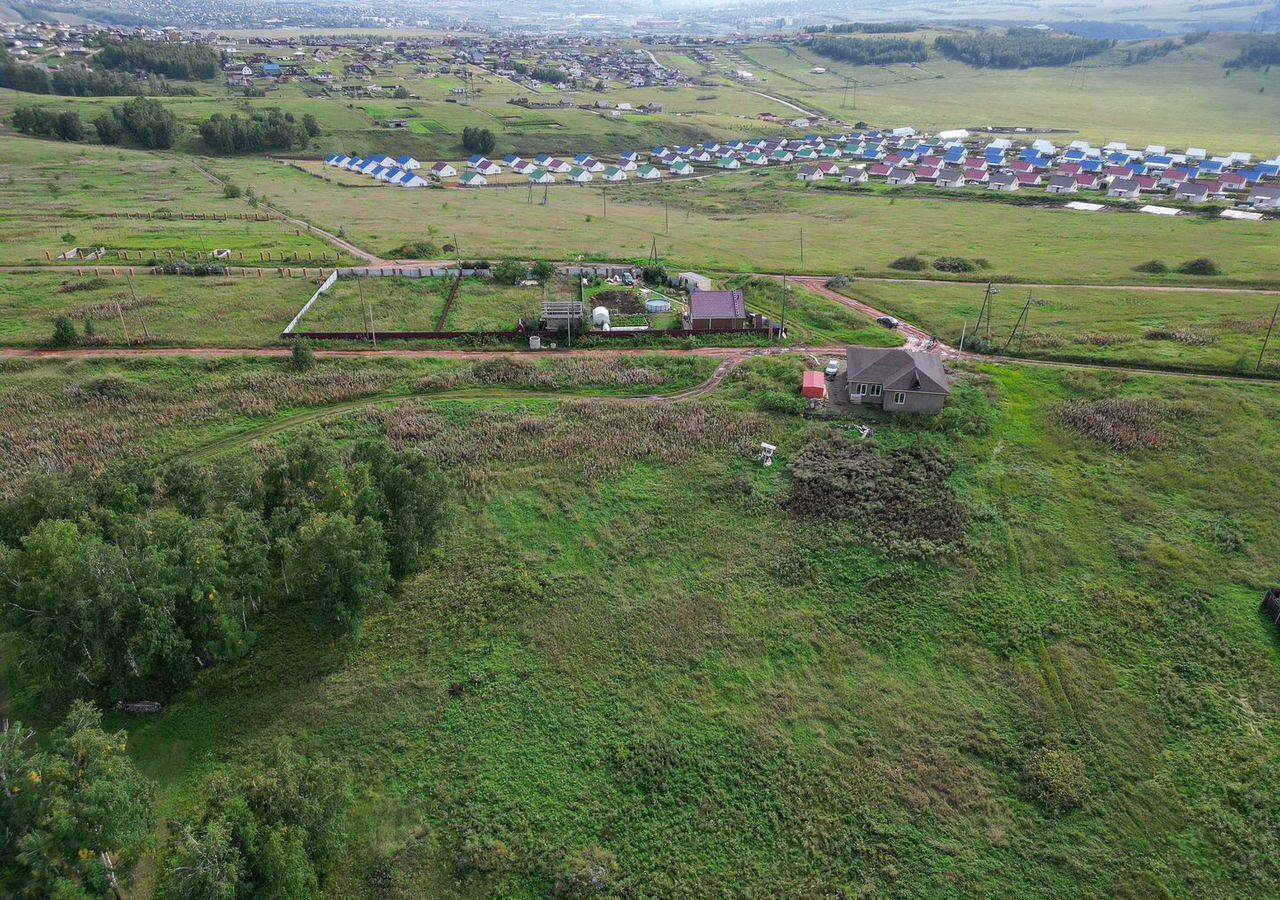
[{"x1": 178, "y1": 348, "x2": 765, "y2": 461}]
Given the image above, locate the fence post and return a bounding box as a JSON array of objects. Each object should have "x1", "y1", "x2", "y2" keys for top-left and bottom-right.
[
  {"x1": 258, "y1": 268, "x2": 262, "y2": 278},
  {"x1": 44, "y1": 250, "x2": 51, "y2": 260}
]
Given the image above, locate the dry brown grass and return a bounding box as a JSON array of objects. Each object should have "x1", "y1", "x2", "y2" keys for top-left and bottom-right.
[
  {"x1": 366, "y1": 399, "x2": 766, "y2": 489},
  {"x1": 1055, "y1": 398, "x2": 1169, "y2": 450}
]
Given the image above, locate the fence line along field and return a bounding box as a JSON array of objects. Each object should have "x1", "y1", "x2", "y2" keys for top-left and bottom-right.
[
  {"x1": 0, "y1": 270, "x2": 319, "y2": 347},
  {"x1": 214, "y1": 157, "x2": 1280, "y2": 286}
]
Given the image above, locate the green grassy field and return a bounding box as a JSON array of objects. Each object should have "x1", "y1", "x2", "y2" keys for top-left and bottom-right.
[
  {"x1": 0, "y1": 270, "x2": 315, "y2": 347},
  {"x1": 838, "y1": 280, "x2": 1280, "y2": 374},
  {"x1": 4, "y1": 353, "x2": 1278, "y2": 897},
  {"x1": 213, "y1": 157, "x2": 1280, "y2": 285},
  {"x1": 0, "y1": 136, "x2": 339, "y2": 267},
  {"x1": 298, "y1": 275, "x2": 551, "y2": 333}
]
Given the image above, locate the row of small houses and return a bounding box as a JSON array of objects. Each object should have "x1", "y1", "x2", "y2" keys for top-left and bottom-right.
[{"x1": 320, "y1": 129, "x2": 1279, "y2": 205}]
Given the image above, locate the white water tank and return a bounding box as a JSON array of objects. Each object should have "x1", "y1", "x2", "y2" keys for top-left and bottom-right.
[{"x1": 591, "y1": 306, "x2": 610, "y2": 326}]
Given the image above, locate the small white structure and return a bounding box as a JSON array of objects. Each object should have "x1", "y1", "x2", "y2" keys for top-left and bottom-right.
[
  {"x1": 591, "y1": 306, "x2": 610, "y2": 326},
  {"x1": 759, "y1": 443, "x2": 776, "y2": 467}
]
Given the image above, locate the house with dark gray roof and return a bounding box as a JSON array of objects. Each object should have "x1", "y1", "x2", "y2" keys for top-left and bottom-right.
[
  {"x1": 845, "y1": 348, "x2": 950, "y2": 414},
  {"x1": 686, "y1": 289, "x2": 748, "y2": 330}
]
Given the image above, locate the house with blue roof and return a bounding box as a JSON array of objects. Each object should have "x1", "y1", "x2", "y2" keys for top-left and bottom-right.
[
  {"x1": 261, "y1": 62, "x2": 281, "y2": 77},
  {"x1": 943, "y1": 146, "x2": 967, "y2": 164},
  {"x1": 1079, "y1": 159, "x2": 1104, "y2": 173},
  {"x1": 620, "y1": 150, "x2": 638, "y2": 162},
  {"x1": 1198, "y1": 159, "x2": 1224, "y2": 174},
  {"x1": 396, "y1": 155, "x2": 420, "y2": 171},
  {"x1": 1144, "y1": 155, "x2": 1172, "y2": 169},
  {"x1": 503, "y1": 154, "x2": 522, "y2": 165}
]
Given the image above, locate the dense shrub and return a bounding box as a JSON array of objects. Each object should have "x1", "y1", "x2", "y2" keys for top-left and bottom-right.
[
  {"x1": 50, "y1": 315, "x2": 78, "y2": 346},
  {"x1": 1023, "y1": 748, "x2": 1089, "y2": 812},
  {"x1": 389, "y1": 240, "x2": 440, "y2": 259},
  {"x1": 890, "y1": 254, "x2": 928, "y2": 271},
  {"x1": 1133, "y1": 259, "x2": 1168, "y2": 274},
  {"x1": 932, "y1": 256, "x2": 978, "y2": 273},
  {"x1": 785, "y1": 432, "x2": 967, "y2": 556},
  {"x1": 1177, "y1": 257, "x2": 1221, "y2": 276},
  {"x1": 934, "y1": 29, "x2": 1112, "y2": 68}
]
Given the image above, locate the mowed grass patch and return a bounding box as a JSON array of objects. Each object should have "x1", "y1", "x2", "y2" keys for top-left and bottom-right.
[
  {"x1": 96, "y1": 364, "x2": 1280, "y2": 898},
  {"x1": 0, "y1": 270, "x2": 314, "y2": 347},
  {"x1": 839, "y1": 280, "x2": 1280, "y2": 374}
]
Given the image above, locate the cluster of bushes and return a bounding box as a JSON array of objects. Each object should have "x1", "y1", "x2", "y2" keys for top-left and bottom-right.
[
  {"x1": 809, "y1": 36, "x2": 930, "y2": 65},
  {"x1": 889, "y1": 254, "x2": 928, "y2": 272},
  {"x1": 0, "y1": 49, "x2": 193, "y2": 97},
  {"x1": 1136, "y1": 257, "x2": 1221, "y2": 276},
  {"x1": 96, "y1": 39, "x2": 220, "y2": 80},
  {"x1": 492, "y1": 258, "x2": 556, "y2": 284},
  {"x1": 198, "y1": 108, "x2": 319, "y2": 154},
  {"x1": 461, "y1": 125, "x2": 496, "y2": 155},
  {"x1": 785, "y1": 431, "x2": 967, "y2": 557},
  {"x1": 94, "y1": 96, "x2": 180, "y2": 149},
  {"x1": 932, "y1": 256, "x2": 989, "y2": 273},
  {"x1": 10, "y1": 106, "x2": 83, "y2": 141},
  {"x1": 158, "y1": 259, "x2": 227, "y2": 276},
  {"x1": 0, "y1": 431, "x2": 447, "y2": 707},
  {"x1": 934, "y1": 29, "x2": 1112, "y2": 68}
]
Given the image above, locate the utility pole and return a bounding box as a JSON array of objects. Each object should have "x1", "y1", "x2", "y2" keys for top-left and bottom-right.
[
  {"x1": 1003, "y1": 293, "x2": 1032, "y2": 352},
  {"x1": 773, "y1": 272, "x2": 783, "y2": 340},
  {"x1": 1258, "y1": 301, "x2": 1279, "y2": 372},
  {"x1": 959, "y1": 319, "x2": 967, "y2": 352},
  {"x1": 799, "y1": 228, "x2": 804, "y2": 265}
]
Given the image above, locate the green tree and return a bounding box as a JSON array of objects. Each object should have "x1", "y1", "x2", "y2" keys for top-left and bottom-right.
[
  {"x1": 52, "y1": 110, "x2": 83, "y2": 141},
  {"x1": 492, "y1": 258, "x2": 527, "y2": 285},
  {"x1": 15, "y1": 702, "x2": 154, "y2": 899},
  {"x1": 51, "y1": 315, "x2": 78, "y2": 346},
  {"x1": 530, "y1": 260, "x2": 556, "y2": 283},
  {"x1": 158, "y1": 739, "x2": 350, "y2": 899},
  {"x1": 461, "y1": 126, "x2": 496, "y2": 156},
  {"x1": 157, "y1": 819, "x2": 244, "y2": 900},
  {"x1": 286, "y1": 512, "x2": 390, "y2": 639}
]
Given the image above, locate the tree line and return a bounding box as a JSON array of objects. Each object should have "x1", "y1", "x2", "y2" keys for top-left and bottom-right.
[
  {"x1": 1225, "y1": 34, "x2": 1280, "y2": 69},
  {"x1": 96, "y1": 39, "x2": 221, "y2": 80},
  {"x1": 0, "y1": 50, "x2": 196, "y2": 97},
  {"x1": 933, "y1": 29, "x2": 1112, "y2": 68},
  {"x1": 0, "y1": 430, "x2": 447, "y2": 710},
  {"x1": 808, "y1": 35, "x2": 929, "y2": 65},
  {"x1": 11, "y1": 96, "x2": 180, "y2": 149},
  {"x1": 806, "y1": 22, "x2": 918, "y2": 34},
  {"x1": 199, "y1": 108, "x2": 320, "y2": 153}
]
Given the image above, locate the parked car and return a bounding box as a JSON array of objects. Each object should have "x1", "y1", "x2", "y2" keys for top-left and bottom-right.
[
  {"x1": 876, "y1": 315, "x2": 900, "y2": 328},
  {"x1": 823, "y1": 359, "x2": 840, "y2": 379},
  {"x1": 622, "y1": 271, "x2": 634, "y2": 285}
]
